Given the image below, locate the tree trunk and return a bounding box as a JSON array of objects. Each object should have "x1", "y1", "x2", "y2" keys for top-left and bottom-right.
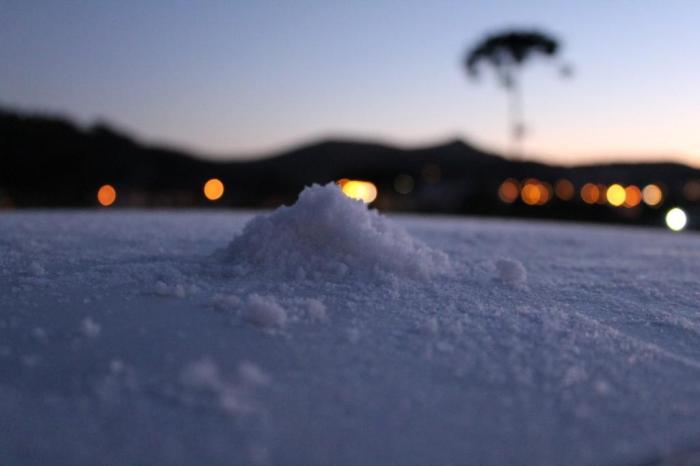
[{"x1": 508, "y1": 79, "x2": 525, "y2": 160}]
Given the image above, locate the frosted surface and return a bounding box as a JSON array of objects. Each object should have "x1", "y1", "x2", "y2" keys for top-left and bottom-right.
[{"x1": 2, "y1": 192, "x2": 700, "y2": 464}]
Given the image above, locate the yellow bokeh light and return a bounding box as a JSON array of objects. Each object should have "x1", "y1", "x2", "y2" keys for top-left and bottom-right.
[
  {"x1": 97, "y1": 184, "x2": 117, "y2": 207},
  {"x1": 203, "y1": 178, "x2": 225, "y2": 201},
  {"x1": 340, "y1": 180, "x2": 378, "y2": 204},
  {"x1": 498, "y1": 179, "x2": 519, "y2": 203},
  {"x1": 580, "y1": 183, "x2": 599, "y2": 205},
  {"x1": 642, "y1": 184, "x2": 663, "y2": 206},
  {"x1": 665, "y1": 207, "x2": 687, "y2": 231},
  {"x1": 624, "y1": 185, "x2": 642, "y2": 208},
  {"x1": 606, "y1": 184, "x2": 626, "y2": 207}
]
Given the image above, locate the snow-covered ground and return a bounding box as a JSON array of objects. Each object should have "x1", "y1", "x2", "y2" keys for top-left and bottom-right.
[{"x1": 3, "y1": 184, "x2": 700, "y2": 465}]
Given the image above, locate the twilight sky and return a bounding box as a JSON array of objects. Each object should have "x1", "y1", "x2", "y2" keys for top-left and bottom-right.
[{"x1": 2, "y1": 0, "x2": 700, "y2": 166}]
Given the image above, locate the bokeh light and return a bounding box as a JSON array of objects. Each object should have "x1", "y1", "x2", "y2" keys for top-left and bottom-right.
[
  {"x1": 498, "y1": 178, "x2": 519, "y2": 203},
  {"x1": 421, "y1": 164, "x2": 441, "y2": 184},
  {"x1": 606, "y1": 184, "x2": 626, "y2": 207},
  {"x1": 580, "y1": 183, "x2": 600, "y2": 205},
  {"x1": 203, "y1": 178, "x2": 225, "y2": 201},
  {"x1": 642, "y1": 184, "x2": 663, "y2": 206},
  {"x1": 520, "y1": 180, "x2": 541, "y2": 205},
  {"x1": 596, "y1": 184, "x2": 608, "y2": 204},
  {"x1": 665, "y1": 207, "x2": 687, "y2": 231},
  {"x1": 554, "y1": 179, "x2": 574, "y2": 201},
  {"x1": 683, "y1": 180, "x2": 700, "y2": 201},
  {"x1": 394, "y1": 174, "x2": 415, "y2": 194},
  {"x1": 97, "y1": 184, "x2": 117, "y2": 207},
  {"x1": 624, "y1": 185, "x2": 642, "y2": 208},
  {"x1": 339, "y1": 180, "x2": 378, "y2": 203}
]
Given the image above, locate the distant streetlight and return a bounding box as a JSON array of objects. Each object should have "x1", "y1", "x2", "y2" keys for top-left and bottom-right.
[
  {"x1": 665, "y1": 207, "x2": 687, "y2": 231},
  {"x1": 97, "y1": 184, "x2": 117, "y2": 207}
]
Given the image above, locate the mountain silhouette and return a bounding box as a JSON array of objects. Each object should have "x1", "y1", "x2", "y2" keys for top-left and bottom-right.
[{"x1": 1, "y1": 106, "x2": 698, "y2": 227}]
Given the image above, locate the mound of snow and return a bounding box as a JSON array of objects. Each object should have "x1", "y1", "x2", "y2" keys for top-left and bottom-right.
[
  {"x1": 245, "y1": 294, "x2": 287, "y2": 328},
  {"x1": 225, "y1": 183, "x2": 450, "y2": 280},
  {"x1": 495, "y1": 258, "x2": 527, "y2": 287}
]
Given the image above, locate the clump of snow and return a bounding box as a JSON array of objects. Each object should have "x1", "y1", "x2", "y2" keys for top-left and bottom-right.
[
  {"x1": 346, "y1": 327, "x2": 361, "y2": 344},
  {"x1": 245, "y1": 294, "x2": 287, "y2": 328},
  {"x1": 211, "y1": 294, "x2": 242, "y2": 312},
  {"x1": 562, "y1": 366, "x2": 588, "y2": 387},
  {"x1": 80, "y1": 317, "x2": 101, "y2": 338},
  {"x1": 422, "y1": 317, "x2": 440, "y2": 335},
  {"x1": 32, "y1": 327, "x2": 47, "y2": 342},
  {"x1": 154, "y1": 281, "x2": 186, "y2": 298},
  {"x1": 179, "y1": 358, "x2": 268, "y2": 416},
  {"x1": 305, "y1": 298, "x2": 328, "y2": 322},
  {"x1": 29, "y1": 261, "x2": 45, "y2": 277},
  {"x1": 180, "y1": 358, "x2": 221, "y2": 390},
  {"x1": 225, "y1": 183, "x2": 451, "y2": 280},
  {"x1": 238, "y1": 361, "x2": 271, "y2": 386},
  {"x1": 495, "y1": 258, "x2": 527, "y2": 287}
]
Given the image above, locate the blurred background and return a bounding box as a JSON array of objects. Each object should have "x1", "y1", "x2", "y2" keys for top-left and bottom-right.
[{"x1": 2, "y1": 0, "x2": 700, "y2": 231}]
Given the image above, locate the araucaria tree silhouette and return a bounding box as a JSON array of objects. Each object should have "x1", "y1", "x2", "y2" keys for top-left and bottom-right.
[{"x1": 465, "y1": 29, "x2": 569, "y2": 158}]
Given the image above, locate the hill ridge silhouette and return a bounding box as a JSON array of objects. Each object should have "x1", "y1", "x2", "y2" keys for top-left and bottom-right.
[{"x1": 1, "y1": 106, "x2": 698, "y2": 228}]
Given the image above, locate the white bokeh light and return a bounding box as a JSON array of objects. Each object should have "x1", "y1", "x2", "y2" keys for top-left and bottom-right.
[{"x1": 665, "y1": 207, "x2": 687, "y2": 231}]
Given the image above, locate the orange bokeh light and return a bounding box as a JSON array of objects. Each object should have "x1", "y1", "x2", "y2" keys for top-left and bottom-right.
[
  {"x1": 683, "y1": 180, "x2": 700, "y2": 201},
  {"x1": 521, "y1": 180, "x2": 541, "y2": 205},
  {"x1": 203, "y1": 178, "x2": 225, "y2": 201},
  {"x1": 97, "y1": 184, "x2": 117, "y2": 207},
  {"x1": 554, "y1": 179, "x2": 575, "y2": 201},
  {"x1": 624, "y1": 185, "x2": 642, "y2": 208},
  {"x1": 537, "y1": 182, "x2": 551, "y2": 205},
  {"x1": 580, "y1": 183, "x2": 600, "y2": 204},
  {"x1": 519, "y1": 179, "x2": 551, "y2": 206},
  {"x1": 596, "y1": 184, "x2": 607, "y2": 204},
  {"x1": 498, "y1": 179, "x2": 519, "y2": 203},
  {"x1": 642, "y1": 184, "x2": 663, "y2": 206}
]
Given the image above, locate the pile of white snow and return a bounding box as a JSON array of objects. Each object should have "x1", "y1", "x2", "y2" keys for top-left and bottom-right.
[
  {"x1": 225, "y1": 183, "x2": 451, "y2": 280},
  {"x1": 495, "y1": 258, "x2": 527, "y2": 288}
]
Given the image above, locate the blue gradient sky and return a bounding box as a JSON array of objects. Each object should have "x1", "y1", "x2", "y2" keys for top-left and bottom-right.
[{"x1": 2, "y1": 0, "x2": 700, "y2": 165}]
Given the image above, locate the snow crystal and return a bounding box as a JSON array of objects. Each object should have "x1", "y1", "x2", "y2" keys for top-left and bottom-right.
[
  {"x1": 305, "y1": 298, "x2": 328, "y2": 321},
  {"x1": 238, "y1": 361, "x2": 270, "y2": 386},
  {"x1": 109, "y1": 359, "x2": 126, "y2": 374},
  {"x1": 32, "y1": 327, "x2": 47, "y2": 342},
  {"x1": 154, "y1": 281, "x2": 186, "y2": 298},
  {"x1": 562, "y1": 366, "x2": 588, "y2": 386},
  {"x1": 495, "y1": 258, "x2": 527, "y2": 287},
  {"x1": 225, "y1": 183, "x2": 451, "y2": 280},
  {"x1": 422, "y1": 317, "x2": 440, "y2": 335},
  {"x1": 211, "y1": 294, "x2": 242, "y2": 312},
  {"x1": 245, "y1": 294, "x2": 287, "y2": 328},
  {"x1": 594, "y1": 380, "x2": 611, "y2": 396},
  {"x1": 21, "y1": 354, "x2": 40, "y2": 367},
  {"x1": 346, "y1": 327, "x2": 361, "y2": 344},
  {"x1": 179, "y1": 358, "x2": 267, "y2": 416},
  {"x1": 29, "y1": 261, "x2": 45, "y2": 277},
  {"x1": 180, "y1": 358, "x2": 221, "y2": 390},
  {"x1": 80, "y1": 317, "x2": 101, "y2": 338}
]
